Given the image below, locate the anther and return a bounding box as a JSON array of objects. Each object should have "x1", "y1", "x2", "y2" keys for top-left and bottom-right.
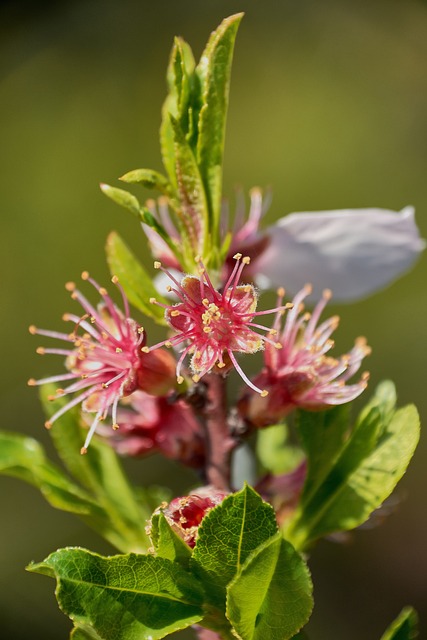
[
  {"x1": 27, "y1": 378, "x2": 37, "y2": 386},
  {"x1": 170, "y1": 310, "x2": 180, "y2": 317},
  {"x1": 115, "y1": 347, "x2": 123, "y2": 353},
  {"x1": 111, "y1": 275, "x2": 119, "y2": 284},
  {"x1": 99, "y1": 287, "x2": 108, "y2": 296},
  {"x1": 233, "y1": 253, "x2": 242, "y2": 260},
  {"x1": 275, "y1": 343, "x2": 283, "y2": 349},
  {"x1": 28, "y1": 325, "x2": 37, "y2": 335},
  {"x1": 80, "y1": 447, "x2": 88, "y2": 455},
  {"x1": 323, "y1": 288, "x2": 333, "y2": 300},
  {"x1": 45, "y1": 421, "x2": 52, "y2": 430},
  {"x1": 154, "y1": 261, "x2": 161, "y2": 270},
  {"x1": 141, "y1": 346, "x2": 150, "y2": 353},
  {"x1": 36, "y1": 347, "x2": 45, "y2": 355},
  {"x1": 149, "y1": 297, "x2": 157, "y2": 304},
  {"x1": 177, "y1": 376, "x2": 184, "y2": 384},
  {"x1": 81, "y1": 271, "x2": 90, "y2": 280},
  {"x1": 242, "y1": 256, "x2": 251, "y2": 265},
  {"x1": 192, "y1": 374, "x2": 200, "y2": 383},
  {"x1": 112, "y1": 423, "x2": 119, "y2": 431},
  {"x1": 65, "y1": 282, "x2": 76, "y2": 292},
  {"x1": 260, "y1": 390, "x2": 269, "y2": 397},
  {"x1": 277, "y1": 287, "x2": 285, "y2": 297}
]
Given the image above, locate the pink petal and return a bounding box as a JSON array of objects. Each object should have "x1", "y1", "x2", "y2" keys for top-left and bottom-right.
[{"x1": 257, "y1": 207, "x2": 425, "y2": 302}]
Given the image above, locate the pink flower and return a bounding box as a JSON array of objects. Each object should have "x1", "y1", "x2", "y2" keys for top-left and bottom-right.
[
  {"x1": 147, "y1": 254, "x2": 290, "y2": 394},
  {"x1": 98, "y1": 390, "x2": 205, "y2": 468},
  {"x1": 28, "y1": 272, "x2": 175, "y2": 453},
  {"x1": 149, "y1": 487, "x2": 228, "y2": 548},
  {"x1": 239, "y1": 285, "x2": 371, "y2": 427}
]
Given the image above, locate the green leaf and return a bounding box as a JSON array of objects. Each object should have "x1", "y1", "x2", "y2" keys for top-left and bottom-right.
[
  {"x1": 196, "y1": 13, "x2": 243, "y2": 240},
  {"x1": 226, "y1": 533, "x2": 313, "y2": 640},
  {"x1": 0, "y1": 430, "x2": 103, "y2": 518},
  {"x1": 100, "y1": 183, "x2": 142, "y2": 217},
  {"x1": 380, "y1": 607, "x2": 419, "y2": 640},
  {"x1": 119, "y1": 168, "x2": 171, "y2": 194},
  {"x1": 357, "y1": 379, "x2": 397, "y2": 427},
  {"x1": 297, "y1": 404, "x2": 350, "y2": 501},
  {"x1": 28, "y1": 548, "x2": 204, "y2": 640},
  {"x1": 160, "y1": 37, "x2": 196, "y2": 187},
  {"x1": 170, "y1": 115, "x2": 209, "y2": 260},
  {"x1": 257, "y1": 423, "x2": 304, "y2": 475},
  {"x1": 71, "y1": 624, "x2": 103, "y2": 640},
  {"x1": 41, "y1": 387, "x2": 152, "y2": 553},
  {"x1": 105, "y1": 231, "x2": 167, "y2": 323},
  {"x1": 150, "y1": 512, "x2": 192, "y2": 567},
  {"x1": 287, "y1": 383, "x2": 420, "y2": 549},
  {"x1": 191, "y1": 485, "x2": 278, "y2": 607}
]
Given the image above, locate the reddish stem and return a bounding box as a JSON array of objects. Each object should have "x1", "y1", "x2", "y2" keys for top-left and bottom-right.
[{"x1": 203, "y1": 373, "x2": 235, "y2": 491}]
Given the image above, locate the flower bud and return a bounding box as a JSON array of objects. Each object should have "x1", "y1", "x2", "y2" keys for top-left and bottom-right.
[
  {"x1": 137, "y1": 348, "x2": 177, "y2": 396},
  {"x1": 151, "y1": 487, "x2": 228, "y2": 548}
]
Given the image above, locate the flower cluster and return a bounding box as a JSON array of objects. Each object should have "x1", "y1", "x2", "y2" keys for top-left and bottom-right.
[{"x1": 18, "y1": 16, "x2": 427, "y2": 640}]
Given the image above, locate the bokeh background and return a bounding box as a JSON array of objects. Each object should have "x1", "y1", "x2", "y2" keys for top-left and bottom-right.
[{"x1": 1, "y1": 0, "x2": 426, "y2": 638}]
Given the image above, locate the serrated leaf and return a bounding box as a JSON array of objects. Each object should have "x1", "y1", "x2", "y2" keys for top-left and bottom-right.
[
  {"x1": 380, "y1": 607, "x2": 419, "y2": 640},
  {"x1": 227, "y1": 533, "x2": 313, "y2": 640},
  {"x1": 105, "y1": 231, "x2": 167, "y2": 323},
  {"x1": 196, "y1": 13, "x2": 243, "y2": 238},
  {"x1": 257, "y1": 423, "x2": 304, "y2": 475},
  {"x1": 287, "y1": 384, "x2": 420, "y2": 549},
  {"x1": 191, "y1": 485, "x2": 278, "y2": 607},
  {"x1": 28, "y1": 548, "x2": 204, "y2": 640},
  {"x1": 100, "y1": 183, "x2": 142, "y2": 217},
  {"x1": 41, "y1": 387, "x2": 151, "y2": 553},
  {"x1": 150, "y1": 512, "x2": 192, "y2": 566},
  {"x1": 119, "y1": 168, "x2": 171, "y2": 194}
]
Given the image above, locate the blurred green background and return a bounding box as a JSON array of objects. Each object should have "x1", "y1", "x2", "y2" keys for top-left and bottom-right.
[{"x1": 1, "y1": 0, "x2": 426, "y2": 638}]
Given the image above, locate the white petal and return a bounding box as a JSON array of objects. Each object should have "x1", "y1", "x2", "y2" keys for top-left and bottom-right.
[{"x1": 256, "y1": 207, "x2": 425, "y2": 302}]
